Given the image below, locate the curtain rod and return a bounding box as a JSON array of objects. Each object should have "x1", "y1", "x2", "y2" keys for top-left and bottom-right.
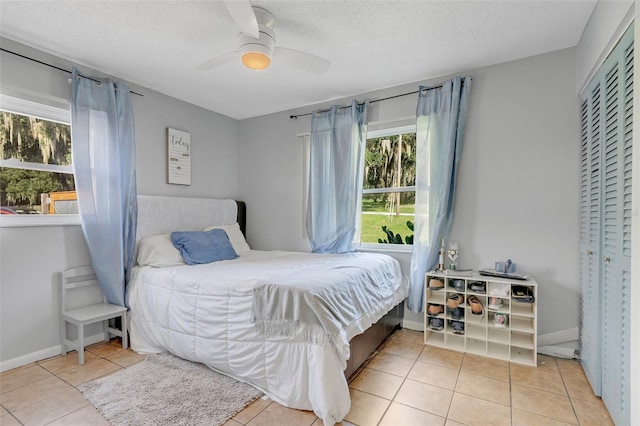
[
  {"x1": 288, "y1": 84, "x2": 443, "y2": 120},
  {"x1": 0, "y1": 48, "x2": 144, "y2": 97}
]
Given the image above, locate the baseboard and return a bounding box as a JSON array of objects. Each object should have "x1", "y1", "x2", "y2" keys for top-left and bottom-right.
[
  {"x1": 402, "y1": 318, "x2": 424, "y2": 331},
  {"x1": 538, "y1": 345, "x2": 578, "y2": 359},
  {"x1": 537, "y1": 327, "x2": 579, "y2": 347},
  {"x1": 0, "y1": 333, "x2": 106, "y2": 373},
  {"x1": 536, "y1": 327, "x2": 580, "y2": 359}
]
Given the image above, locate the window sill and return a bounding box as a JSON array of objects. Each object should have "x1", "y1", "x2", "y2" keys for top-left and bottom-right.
[
  {"x1": 0, "y1": 215, "x2": 81, "y2": 228},
  {"x1": 358, "y1": 244, "x2": 413, "y2": 254}
]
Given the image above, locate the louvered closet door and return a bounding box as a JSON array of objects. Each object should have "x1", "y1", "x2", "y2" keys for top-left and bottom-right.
[
  {"x1": 619, "y1": 42, "x2": 633, "y2": 426},
  {"x1": 579, "y1": 80, "x2": 602, "y2": 395},
  {"x1": 600, "y1": 28, "x2": 633, "y2": 426},
  {"x1": 580, "y1": 23, "x2": 633, "y2": 426}
]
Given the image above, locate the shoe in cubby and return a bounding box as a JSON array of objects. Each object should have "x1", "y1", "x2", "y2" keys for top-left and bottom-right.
[
  {"x1": 446, "y1": 293, "x2": 464, "y2": 309},
  {"x1": 449, "y1": 279, "x2": 465, "y2": 292},
  {"x1": 468, "y1": 281, "x2": 486, "y2": 293},
  {"x1": 428, "y1": 278, "x2": 445, "y2": 289},
  {"x1": 427, "y1": 303, "x2": 444, "y2": 316},
  {"x1": 467, "y1": 295, "x2": 484, "y2": 315},
  {"x1": 429, "y1": 316, "x2": 444, "y2": 331},
  {"x1": 448, "y1": 306, "x2": 464, "y2": 320},
  {"x1": 449, "y1": 320, "x2": 465, "y2": 335}
]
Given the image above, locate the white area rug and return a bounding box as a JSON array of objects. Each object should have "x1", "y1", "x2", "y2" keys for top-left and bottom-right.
[{"x1": 78, "y1": 353, "x2": 263, "y2": 426}]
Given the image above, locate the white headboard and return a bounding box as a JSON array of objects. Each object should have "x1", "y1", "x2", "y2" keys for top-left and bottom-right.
[{"x1": 135, "y1": 196, "x2": 239, "y2": 244}]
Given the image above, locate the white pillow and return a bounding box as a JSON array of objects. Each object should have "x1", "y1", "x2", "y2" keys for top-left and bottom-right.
[
  {"x1": 203, "y1": 223, "x2": 250, "y2": 255},
  {"x1": 137, "y1": 233, "x2": 184, "y2": 267}
]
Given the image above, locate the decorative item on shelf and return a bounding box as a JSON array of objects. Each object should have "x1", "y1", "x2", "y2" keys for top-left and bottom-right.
[
  {"x1": 493, "y1": 312, "x2": 508, "y2": 328},
  {"x1": 495, "y1": 259, "x2": 516, "y2": 273},
  {"x1": 488, "y1": 296, "x2": 503, "y2": 309},
  {"x1": 437, "y1": 236, "x2": 445, "y2": 271},
  {"x1": 447, "y1": 242, "x2": 459, "y2": 270}
]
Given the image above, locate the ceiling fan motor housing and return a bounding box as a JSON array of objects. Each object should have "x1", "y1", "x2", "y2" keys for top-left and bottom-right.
[{"x1": 237, "y1": 6, "x2": 276, "y2": 70}]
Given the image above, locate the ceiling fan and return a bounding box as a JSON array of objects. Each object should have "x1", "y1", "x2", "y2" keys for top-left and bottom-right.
[{"x1": 196, "y1": 1, "x2": 331, "y2": 73}]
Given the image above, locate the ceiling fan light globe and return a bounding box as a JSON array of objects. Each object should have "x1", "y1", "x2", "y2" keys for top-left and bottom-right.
[
  {"x1": 238, "y1": 35, "x2": 273, "y2": 70},
  {"x1": 242, "y1": 52, "x2": 271, "y2": 70}
]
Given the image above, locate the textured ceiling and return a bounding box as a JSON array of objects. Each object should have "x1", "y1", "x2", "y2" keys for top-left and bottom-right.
[{"x1": 0, "y1": 1, "x2": 596, "y2": 120}]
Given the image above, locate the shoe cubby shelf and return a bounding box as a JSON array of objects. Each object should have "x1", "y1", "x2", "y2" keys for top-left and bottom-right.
[{"x1": 424, "y1": 271, "x2": 538, "y2": 366}]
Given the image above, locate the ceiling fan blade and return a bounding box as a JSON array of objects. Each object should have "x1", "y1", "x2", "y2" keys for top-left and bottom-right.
[
  {"x1": 224, "y1": 1, "x2": 259, "y2": 39},
  {"x1": 195, "y1": 51, "x2": 238, "y2": 71},
  {"x1": 274, "y1": 47, "x2": 331, "y2": 74}
]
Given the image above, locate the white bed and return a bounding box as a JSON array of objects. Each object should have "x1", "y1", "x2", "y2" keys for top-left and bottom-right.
[{"x1": 127, "y1": 196, "x2": 408, "y2": 425}]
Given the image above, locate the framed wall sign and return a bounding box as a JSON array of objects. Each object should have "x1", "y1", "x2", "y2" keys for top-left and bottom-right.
[{"x1": 167, "y1": 128, "x2": 191, "y2": 185}]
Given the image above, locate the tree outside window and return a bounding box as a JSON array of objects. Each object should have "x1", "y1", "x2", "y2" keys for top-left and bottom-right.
[
  {"x1": 361, "y1": 125, "x2": 416, "y2": 245},
  {"x1": 1, "y1": 110, "x2": 75, "y2": 214}
]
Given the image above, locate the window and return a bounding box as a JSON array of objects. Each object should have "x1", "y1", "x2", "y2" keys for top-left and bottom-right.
[
  {"x1": 360, "y1": 124, "x2": 416, "y2": 248},
  {"x1": 0, "y1": 94, "x2": 78, "y2": 223}
]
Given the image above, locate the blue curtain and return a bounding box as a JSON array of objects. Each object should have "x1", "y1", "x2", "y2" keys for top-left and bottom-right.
[
  {"x1": 408, "y1": 77, "x2": 471, "y2": 312},
  {"x1": 307, "y1": 100, "x2": 368, "y2": 253},
  {"x1": 71, "y1": 67, "x2": 138, "y2": 307}
]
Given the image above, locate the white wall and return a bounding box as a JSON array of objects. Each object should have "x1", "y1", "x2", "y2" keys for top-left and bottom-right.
[
  {"x1": 0, "y1": 226, "x2": 91, "y2": 367},
  {"x1": 239, "y1": 48, "x2": 580, "y2": 337},
  {"x1": 133, "y1": 88, "x2": 240, "y2": 199},
  {"x1": 0, "y1": 37, "x2": 241, "y2": 370},
  {"x1": 576, "y1": 0, "x2": 634, "y2": 92}
]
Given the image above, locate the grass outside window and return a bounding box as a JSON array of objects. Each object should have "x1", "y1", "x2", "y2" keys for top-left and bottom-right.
[{"x1": 360, "y1": 196, "x2": 414, "y2": 244}]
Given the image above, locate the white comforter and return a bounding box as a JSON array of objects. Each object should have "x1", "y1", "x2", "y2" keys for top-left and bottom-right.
[{"x1": 127, "y1": 250, "x2": 407, "y2": 425}]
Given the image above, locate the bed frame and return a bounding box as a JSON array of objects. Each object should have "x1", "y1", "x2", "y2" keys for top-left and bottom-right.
[
  {"x1": 135, "y1": 195, "x2": 403, "y2": 380},
  {"x1": 345, "y1": 302, "x2": 403, "y2": 379}
]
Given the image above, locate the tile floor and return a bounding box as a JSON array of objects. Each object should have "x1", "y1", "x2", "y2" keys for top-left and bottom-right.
[{"x1": 0, "y1": 329, "x2": 613, "y2": 426}]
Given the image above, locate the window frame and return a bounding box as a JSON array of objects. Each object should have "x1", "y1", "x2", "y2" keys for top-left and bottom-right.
[
  {"x1": 358, "y1": 123, "x2": 416, "y2": 252},
  {"x1": 0, "y1": 93, "x2": 80, "y2": 227}
]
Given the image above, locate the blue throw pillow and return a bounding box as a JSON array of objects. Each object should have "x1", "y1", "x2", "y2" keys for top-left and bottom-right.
[{"x1": 170, "y1": 229, "x2": 238, "y2": 265}]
